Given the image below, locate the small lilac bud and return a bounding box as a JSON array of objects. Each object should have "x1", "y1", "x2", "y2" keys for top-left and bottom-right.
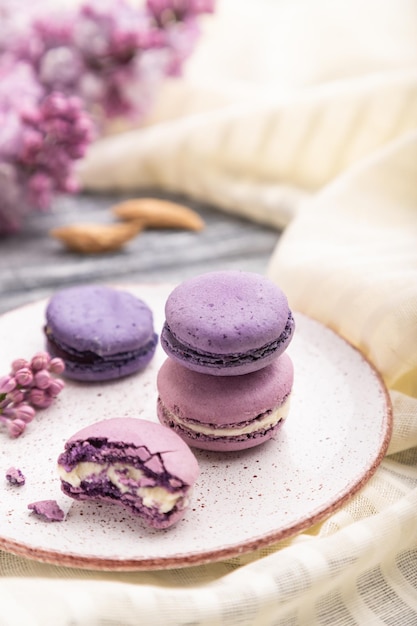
[
  {"x1": 39, "y1": 395, "x2": 54, "y2": 409},
  {"x1": 15, "y1": 404, "x2": 36, "y2": 423},
  {"x1": 34, "y1": 369, "x2": 52, "y2": 390},
  {"x1": 11, "y1": 358, "x2": 29, "y2": 373},
  {"x1": 0, "y1": 396, "x2": 10, "y2": 409},
  {"x1": 2, "y1": 407, "x2": 17, "y2": 420},
  {"x1": 27, "y1": 388, "x2": 46, "y2": 407},
  {"x1": 8, "y1": 389, "x2": 25, "y2": 405},
  {"x1": 30, "y1": 352, "x2": 51, "y2": 371},
  {"x1": 47, "y1": 379, "x2": 65, "y2": 397},
  {"x1": 48, "y1": 358, "x2": 65, "y2": 375},
  {"x1": 28, "y1": 388, "x2": 53, "y2": 409},
  {"x1": 7, "y1": 418, "x2": 26, "y2": 438},
  {"x1": 0, "y1": 375, "x2": 17, "y2": 394},
  {"x1": 14, "y1": 367, "x2": 34, "y2": 387}
]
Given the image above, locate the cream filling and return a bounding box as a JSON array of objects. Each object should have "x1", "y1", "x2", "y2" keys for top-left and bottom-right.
[
  {"x1": 58, "y1": 462, "x2": 183, "y2": 514},
  {"x1": 169, "y1": 396, "x2": 291, "y2": 438}
]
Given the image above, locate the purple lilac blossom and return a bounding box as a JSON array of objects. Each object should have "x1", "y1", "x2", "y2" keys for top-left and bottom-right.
[
  {"x1": 0, "y1": 65, "x2": 94, "y2": 234},
  {"x1": 7, "y1": 0, "x2": 214, "y2": 121},
  {"x1": 146, "y1": 0, "x2": 215, "y2": 76},
  {"x1": 0, "y1": 0, "x2": 214, "y2": 233},
  {"x1": 0, "y1": 352, "x2": 65, "y2": 437},
  {"x1": 146, "y1": 0, "x2": 215, "y2": 22}
]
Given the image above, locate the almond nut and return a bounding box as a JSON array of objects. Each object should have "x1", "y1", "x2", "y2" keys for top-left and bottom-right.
[
  {"x1": 50, "y1": 221, "x2": 143, "y2": 254},
  {"x1": 112, "y1": 198, "x2": 205, "y2": 231}
]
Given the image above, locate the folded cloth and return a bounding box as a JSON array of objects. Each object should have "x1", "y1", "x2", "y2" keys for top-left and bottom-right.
[
  {"x1": 268, "y1": 132, "x2": 417, "y2": 394},
  {"x1": 2, "y1": 1, "x2": 417, "y2": 624},
  {"x1": 80, "y1": 70, "x2": 417, "y2": 230}
]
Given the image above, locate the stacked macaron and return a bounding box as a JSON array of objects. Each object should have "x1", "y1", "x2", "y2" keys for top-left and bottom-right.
[{"x1": 156, "y1": 271, "x2": 295, "y2": 451}]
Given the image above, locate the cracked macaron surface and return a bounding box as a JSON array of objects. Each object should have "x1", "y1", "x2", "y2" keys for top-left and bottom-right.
[
  {"x1": 161, "y1": 270, "x2": 295, "y2": 376},
  {"x1": 57, "y1": 418, "x2": 199, "y2": 529},
  {"x1": 45, "y1": 285, "x2": 158, "y2": 381}
]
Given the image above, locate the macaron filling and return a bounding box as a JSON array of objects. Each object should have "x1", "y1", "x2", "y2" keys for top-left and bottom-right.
[
  {"x1": 45, "y1": 325, "x2": 158, "y2": 370},
  {"x1": 161, "y1": 311, "x2": 294, "y2": 371},
  {"x1": 58, "y1": 438, "x2": 193, "y2": 528},
  {"x1": 157, "y1": 394, "x2": 291, "y2": 444}
]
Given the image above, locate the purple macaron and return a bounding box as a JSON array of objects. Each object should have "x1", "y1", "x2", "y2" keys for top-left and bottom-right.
[
  {"x1": 160, "y1": 271, "x2": 295, "y2": 376},
  {"x1": 57, "y1": 418, "x2": 200, "y2": 529},
  {"x1": 157, "y1": 353, "x2": 294, "y2": 452},
  {"x1": 44, "y1": 285, "x2": 158, "y2": 382}
]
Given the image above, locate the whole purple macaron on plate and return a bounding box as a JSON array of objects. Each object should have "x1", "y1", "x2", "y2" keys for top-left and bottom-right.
[
  {"x1": 160, "y1": 271, "x2": 295, "y2": 376},
  {"x1": 157, "y1": 353, "x2": 294, "y2": 451},
  {"x1": 57, "y1": 418, "x2": 200, "y2": 529},
  {"x1": 44, "y1": 285, "x2": 158, "y2": 381}
]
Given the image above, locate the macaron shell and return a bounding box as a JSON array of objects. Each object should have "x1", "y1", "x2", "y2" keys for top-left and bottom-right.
[
  {"x1": 62, "y1": 417, "x2": 199, "y2": 486},
  {"x1": 46, "y1": 285, "x2": 155, "y2": 356},
  {"x1": 156, "y1": 354, "x2": 294, "y2": 427},
  {"x1": 164, "y1": 271, "x2": 291, "y2": 355},
  {"x1": 160, "y1": 321, "x2": 293, "y2": 376}
]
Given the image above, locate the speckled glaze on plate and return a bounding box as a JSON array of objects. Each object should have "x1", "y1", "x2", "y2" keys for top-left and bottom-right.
[{"x1": 0, "y1": 284, "x2": 392, "y2": 571}]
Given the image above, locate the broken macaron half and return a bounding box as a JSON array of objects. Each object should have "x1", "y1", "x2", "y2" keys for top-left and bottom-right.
[{"x1": 57, "y1": 418, "x2": 200, "y2": 529}]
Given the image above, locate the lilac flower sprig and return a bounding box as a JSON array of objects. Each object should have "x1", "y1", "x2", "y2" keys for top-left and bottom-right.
[
  {"x1": 0, "y1": 351, "x2": 65, "y2": 438},
  {"x1": 0, "y1": 64, "x2": 94, "y2": 234},
  {"x1": 146, "y1": 0, "x2": 215, "y2": 76},
  {"x1": 0, "y1": 0, "x2": 215, "y2": 235},
  {"x1": 6, "y1": 0, "x2": 215, "y2": 122}
]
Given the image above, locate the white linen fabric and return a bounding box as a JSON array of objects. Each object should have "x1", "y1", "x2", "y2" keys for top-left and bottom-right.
[{"x1": 1, "y1": 1, "x2": 417, "y2": 624}]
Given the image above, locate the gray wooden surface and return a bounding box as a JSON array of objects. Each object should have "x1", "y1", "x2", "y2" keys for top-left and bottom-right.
[{"x1": 0, "y1": 192, "x2": 280, "y2": 314}]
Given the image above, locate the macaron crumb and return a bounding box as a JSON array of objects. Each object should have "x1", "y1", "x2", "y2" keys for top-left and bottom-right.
[
  {"x1": 28, "y1": 499, "x2": 65, "y2": 522},
  {"x1": 5, "y1": 467, "x2": 25, "y2": 486}
]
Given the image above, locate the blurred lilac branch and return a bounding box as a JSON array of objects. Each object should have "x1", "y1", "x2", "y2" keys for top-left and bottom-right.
[
  {"x1": 0, "y1": 0, "x2": 214, "y2": 235},
  {"x1": 0, "y1": 63, "x2": 94, "y2": 233}
]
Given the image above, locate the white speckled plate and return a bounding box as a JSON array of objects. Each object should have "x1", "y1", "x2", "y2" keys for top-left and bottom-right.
[{"x1": 0, "y1": 284, "x2": 392, "y2": 570}]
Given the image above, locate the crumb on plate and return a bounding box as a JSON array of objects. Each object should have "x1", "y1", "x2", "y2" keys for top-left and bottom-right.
[
  {"x1": 27, "y1": 499, "x2": 65, "y2": 522},
  {"x1": 5, "y1": 467, "x2": 25, "y2": 486}
]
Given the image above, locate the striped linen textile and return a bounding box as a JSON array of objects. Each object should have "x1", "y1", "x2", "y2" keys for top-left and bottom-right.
[{"x1": 1, "y1": 1, "x2": 417, "y2": 624}]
